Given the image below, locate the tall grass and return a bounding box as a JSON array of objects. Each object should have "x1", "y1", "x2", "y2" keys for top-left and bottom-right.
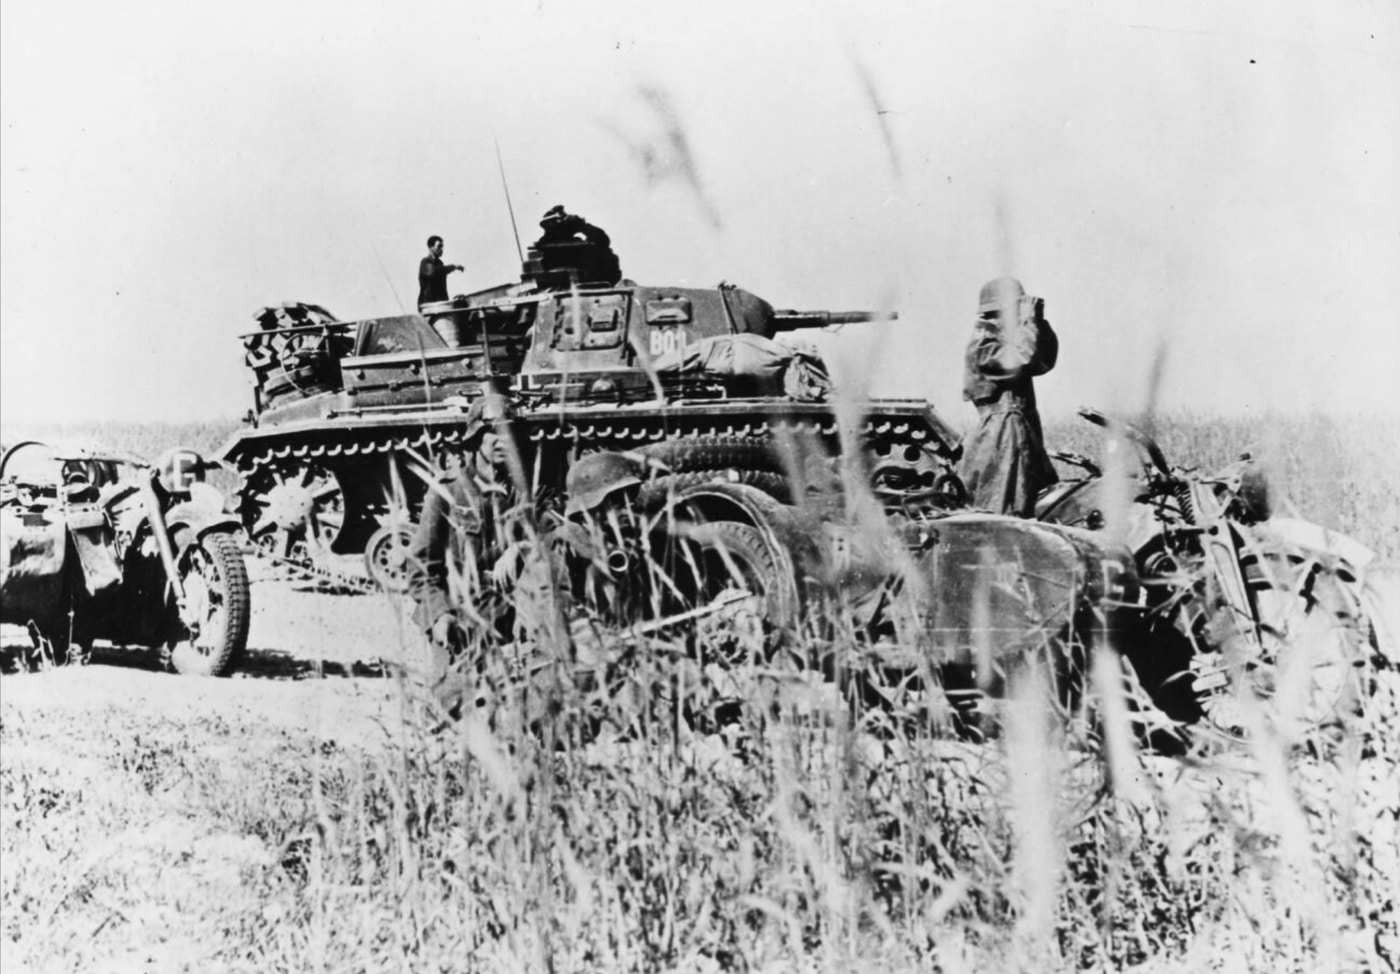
[
  {"x1": 1047, "y1": 411, "x2": 1400, "y2": 560},
  {"x1": 3, "y1": 412, "x2": 1397, "y2": 971},
  {"x1": 6, "y1": 550, "x2": 1398, "y2": 970}
]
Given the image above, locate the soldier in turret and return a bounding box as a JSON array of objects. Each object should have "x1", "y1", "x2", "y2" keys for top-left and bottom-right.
[
  {"x1": 958, "y1": 277, "x2": 1059, "y2": 517},
  {"x1": 526, "y1": 206, "x2": 622, "y2": 287},
  {"x1": 533, "y1": 205, "x2": 612, "y2": 249}
]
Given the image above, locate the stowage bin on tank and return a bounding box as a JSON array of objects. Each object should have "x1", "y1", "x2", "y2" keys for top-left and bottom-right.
[{"x1": 219, "y1": 208, "x2": 965, "y2": 587}]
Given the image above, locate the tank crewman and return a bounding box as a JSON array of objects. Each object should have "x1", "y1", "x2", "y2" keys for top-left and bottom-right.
[
  {"x1": 417, "y1": 235, "x2": 464, "y2": 311},
  {"x1": 528, "y1": 205, "x2": 622, "y2": 286},
  {"x1": 958, "y1": 277, "x2": 1059, "y2": 517},
  {"x1": 406, "y1": 394, "x2": 522, "y2": 663},
  {"x1": 533, "y1": 205, "x2": 613, "y2": 249}
]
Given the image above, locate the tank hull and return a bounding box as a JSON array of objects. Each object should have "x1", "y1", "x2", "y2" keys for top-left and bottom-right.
[{"x1": 219, "y1": 395, "x2": 962, "y2": 578}]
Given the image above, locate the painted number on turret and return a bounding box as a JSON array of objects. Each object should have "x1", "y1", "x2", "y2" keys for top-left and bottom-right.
[{"x1": 649, "y1": 327, "x2": 688, "y2": 357}]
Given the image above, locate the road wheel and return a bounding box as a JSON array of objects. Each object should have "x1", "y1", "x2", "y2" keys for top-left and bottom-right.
[
  {"x1": 163, "y1": 532, "x2": 251, "y2": 676},
  {"x1": 242, "y1": 460, "x2": 349, "y2": 562}
]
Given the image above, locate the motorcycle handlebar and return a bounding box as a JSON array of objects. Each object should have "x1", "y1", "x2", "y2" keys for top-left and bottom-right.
[{"x1": 1077, "y1": 406, "x2": 1172, "y2": 476}]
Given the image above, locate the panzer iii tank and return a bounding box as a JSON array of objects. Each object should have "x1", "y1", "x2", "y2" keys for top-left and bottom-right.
[{"x1": 218, "y1": 208, "x2": 965, "y2": 588}]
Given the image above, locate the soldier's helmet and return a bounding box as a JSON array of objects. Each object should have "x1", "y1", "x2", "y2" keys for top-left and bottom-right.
[
  {"x1": 459, "y1": 393, "x2": 513, "y2": 446},
  {"x1": 565, "y1": 451, "x2": 645, "y2": 517},
  {"x1": 978, "y1": 277, "x2": 1025, "y2": 314}
]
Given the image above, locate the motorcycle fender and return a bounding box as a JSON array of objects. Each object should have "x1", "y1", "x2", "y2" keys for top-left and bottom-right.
[
  {"x1": 1256, "y1": 517, "x2": 1376, "y2": 570},
  {"x1": 163, "y1": 502, "x2": 242, "y2": 551},
  {"x1": 662, "y1": 482, "x2": 825, "y2": 586},
  {"x1": 1255, "y1": 517, "x2": 1396, "y2": 663}
]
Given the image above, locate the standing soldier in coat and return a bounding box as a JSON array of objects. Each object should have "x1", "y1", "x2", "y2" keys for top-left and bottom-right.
[{"x1": 958, "y1": 277, "x2": 1059, "y2": 517}]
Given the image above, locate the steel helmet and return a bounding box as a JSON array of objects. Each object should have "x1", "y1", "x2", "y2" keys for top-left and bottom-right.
[
  {"x1": 457, "y1": 393, "x2": 512, "y2": 445},
  {"x1": 978, "y1": 277, "x2": 1025, "y2": 314},
  {"x1": 565, "y1": 451, "x2": 645, "y2": 516}
]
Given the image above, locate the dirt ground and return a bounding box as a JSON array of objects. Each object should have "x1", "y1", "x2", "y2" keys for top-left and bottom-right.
[{"x1": 0, "y1": 559, "x2": 430, "y2": 742}]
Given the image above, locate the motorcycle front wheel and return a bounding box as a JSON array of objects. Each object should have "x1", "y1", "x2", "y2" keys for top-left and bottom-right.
[
  {"x1": 163, "y1": 532, "x2": 251, "y2": 677},
  {"x1": 1198, "y1": 550, "x2": 1375, "y2": 744}
]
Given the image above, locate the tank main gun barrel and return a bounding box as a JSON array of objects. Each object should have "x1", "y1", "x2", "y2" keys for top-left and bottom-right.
[{"x1": 770, "y1": 309, "x2": 898, "y2": 332}]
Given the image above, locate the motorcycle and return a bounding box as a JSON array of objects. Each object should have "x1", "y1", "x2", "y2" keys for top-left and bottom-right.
[
  {"x1": 1036, "y1": 408, "x2": 1384, "y2": 739},
  {"x1": 0, "y1": 441, "x2": 251, "y2": 676}
]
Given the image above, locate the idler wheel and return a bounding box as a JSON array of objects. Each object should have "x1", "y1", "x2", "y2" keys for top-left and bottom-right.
[{"x1": 364, "y1": 522, "x2": 417, "y2": 593}]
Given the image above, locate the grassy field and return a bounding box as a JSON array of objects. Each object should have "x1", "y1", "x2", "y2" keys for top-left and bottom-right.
[{"x1": 2, "y1": 412, "x2": 1397, "y2": 972}]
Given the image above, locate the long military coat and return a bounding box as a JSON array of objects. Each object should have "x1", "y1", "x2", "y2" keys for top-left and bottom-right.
[{"x1": 958, "y1": 313, "x2": 1059, "y2": 517}]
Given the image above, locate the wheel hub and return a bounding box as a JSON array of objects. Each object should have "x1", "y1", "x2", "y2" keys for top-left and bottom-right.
[
  {"x1": 262, "y1": 482, "x2": 319, "y2": 528},
  {"x1": 364, "y1": 524, "x2": 417, "y2": 593}
]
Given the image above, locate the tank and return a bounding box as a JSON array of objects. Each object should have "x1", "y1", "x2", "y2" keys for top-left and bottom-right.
[{"x1": 218, "y1": 210, "x2": 965, "y2": 586}]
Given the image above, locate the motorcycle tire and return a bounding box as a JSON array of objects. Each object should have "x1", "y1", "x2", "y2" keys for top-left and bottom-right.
[
  {"x1": 1133, "y1": 543, "x2": 1375, "y2": 744},
  {"x1": 676, "y1": 520, "x2": 800, "y2": 668},
  {"x1": 162, "y1": 531, "x2": 251, "y2": 677},
  {"x1": 636, "y1": 469, "x2": 792, "y2": 509}
]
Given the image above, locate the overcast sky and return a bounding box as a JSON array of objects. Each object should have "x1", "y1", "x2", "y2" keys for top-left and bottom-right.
[{"x1": 2, "y1": 0, "x2": 1397, "y2": 428}]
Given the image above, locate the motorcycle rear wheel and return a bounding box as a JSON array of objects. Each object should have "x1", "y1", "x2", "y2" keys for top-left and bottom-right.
[{"x1": 163, "y1": 532, "x2": 251, "y2": 677}]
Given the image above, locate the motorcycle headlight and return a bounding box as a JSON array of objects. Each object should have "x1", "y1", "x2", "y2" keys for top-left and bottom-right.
[{"x1": 157, "y1": 448, "x2": 207, "y2": 494}]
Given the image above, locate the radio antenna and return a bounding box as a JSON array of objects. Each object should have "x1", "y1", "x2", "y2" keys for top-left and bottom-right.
[
  {"x1": 494, "y1": 135, "x2": 524, "y2": 264},
  {"x1": 370, "y1": 242, "x2": 406, "y2": 313}
]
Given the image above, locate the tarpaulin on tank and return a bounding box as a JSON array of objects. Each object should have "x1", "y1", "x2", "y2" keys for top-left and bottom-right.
[{"x1": 650, "y1": 333, "x2": 832, "y2": 401}]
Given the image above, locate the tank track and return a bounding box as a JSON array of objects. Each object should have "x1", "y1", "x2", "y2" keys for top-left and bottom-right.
[
  {"x1": 232, "y1": 413, "x2": 942, "y2": 465},
  {"x1": 232, "y1": 414, "x2": 951, "y2": 592}
]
